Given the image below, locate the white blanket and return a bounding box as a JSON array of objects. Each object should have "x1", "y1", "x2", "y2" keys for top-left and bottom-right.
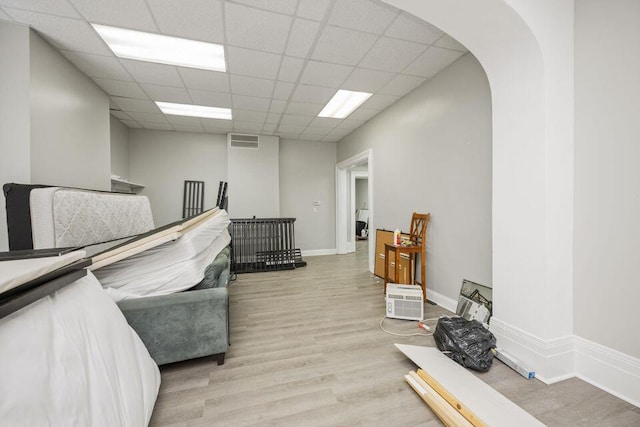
[
  {"x1": 94, "y1": 210, "x2": 231, "y2": 301},
  {"x1": 0, "y1": 272, "x2": 160, "y2": 426}
]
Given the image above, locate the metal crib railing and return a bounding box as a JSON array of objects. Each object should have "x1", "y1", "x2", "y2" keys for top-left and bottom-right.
[{"x1": 228, "y1": 218, "x2": 307, "y2": 273}]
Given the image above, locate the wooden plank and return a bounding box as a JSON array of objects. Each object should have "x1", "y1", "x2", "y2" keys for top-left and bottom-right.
[
  {"x1": 396, "y1": 344, "x2": 545, "y2": 427},
  {"x1": 406, "y1": 371, "x2": 473, "y2": 427},
  {"x1": 417, "y1": 369, "x2": 488, "y2": 427}
]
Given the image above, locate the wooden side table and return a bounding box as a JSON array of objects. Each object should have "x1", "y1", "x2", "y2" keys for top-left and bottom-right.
[{"x1": 384, "y1": 243, "x2": 426, "y2": 302}]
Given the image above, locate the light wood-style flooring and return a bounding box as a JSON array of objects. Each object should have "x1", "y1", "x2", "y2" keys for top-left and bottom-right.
[{"x1": 150, "y1": 242, "x2": 640, "y2": 426}]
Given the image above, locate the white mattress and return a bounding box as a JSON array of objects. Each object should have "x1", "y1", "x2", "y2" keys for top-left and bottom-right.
[
  {"x1": 94, "y1": 210, "x2": 231, "y2": 301},
  {"x1": 0, "y1": 272, "x2": 160, "y2": 426},
  {"x1": 0, "y1": 250, "x2": 86, "y2": 296},
  {"x1": 30, "y1": 187, "x2": 155, "y2": 249}
]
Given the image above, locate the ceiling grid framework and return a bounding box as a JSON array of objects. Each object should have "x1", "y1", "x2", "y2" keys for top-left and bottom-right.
[{"x1": 0, "y1": 0, "x2": 468, "y2": 142}]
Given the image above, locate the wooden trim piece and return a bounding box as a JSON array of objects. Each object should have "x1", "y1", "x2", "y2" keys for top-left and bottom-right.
[
  {"x1": 417, "y1": 369, "x2": 487, "y2": 427},
  {"x1": 405, "y1": 371, "x2": 473, "y2": 427}
]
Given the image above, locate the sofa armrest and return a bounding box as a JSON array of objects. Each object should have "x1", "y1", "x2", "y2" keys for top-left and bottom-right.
[{"x1": 117, "y1": 288, "x2": 228, "y2": 366}]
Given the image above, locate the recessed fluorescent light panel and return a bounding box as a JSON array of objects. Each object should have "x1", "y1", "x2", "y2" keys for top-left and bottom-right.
[
  {"x1": 318, "y1": 90, "x2": 372, "y2": 119},
  {"x1": 92, "y1": 24, "x2": 226, "y2": 72},
  {"x1": 156, "y1": 102, "x2": 232, "y2": 120}
]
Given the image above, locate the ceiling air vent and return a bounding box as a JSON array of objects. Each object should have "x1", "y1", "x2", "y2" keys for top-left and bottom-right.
[{"x1": 228, "y1": 133, "x2": 259, "y2": 149}]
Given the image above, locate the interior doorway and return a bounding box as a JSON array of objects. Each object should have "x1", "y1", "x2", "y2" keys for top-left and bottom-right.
[{"x1": 336, "y1": 149, "x2": 374, "y2": 272}]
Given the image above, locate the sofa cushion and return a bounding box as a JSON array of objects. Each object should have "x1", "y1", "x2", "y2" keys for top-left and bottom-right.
[{"x1": 191, "y1": 247, "x2": 230, "y2": 290}]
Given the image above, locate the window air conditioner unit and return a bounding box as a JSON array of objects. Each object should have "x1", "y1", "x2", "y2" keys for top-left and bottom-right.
[{"x1": 385, "y1": 284, "x2": 424, "y2": 321}]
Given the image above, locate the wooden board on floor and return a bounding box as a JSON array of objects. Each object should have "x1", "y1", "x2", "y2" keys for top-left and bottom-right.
[{"x1": 396, "y1": 344, "x2": 545, "y2": 427}]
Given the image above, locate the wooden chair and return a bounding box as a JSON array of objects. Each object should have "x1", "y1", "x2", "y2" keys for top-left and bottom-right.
[{"x1": 384, "y1": 212, "x2": 430, "y2": 301}]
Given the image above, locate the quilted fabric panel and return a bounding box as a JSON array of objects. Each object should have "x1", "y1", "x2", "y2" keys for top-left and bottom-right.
[{"x1": 53, "y1": 189, "x2": 155, "y2": 247}]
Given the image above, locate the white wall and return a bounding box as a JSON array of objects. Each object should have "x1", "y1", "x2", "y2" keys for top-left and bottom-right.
[
  {"x1": 128, "y1": 129, "x2": 227, "y2": 227},
  {"x1": 338, "y1": 54, "x2": 492, "y2": 300},
  {"x1": 355, "y1": 178, "x2": 368, "y2": 211},
  {"x1": 0, "y1": 22, "x2": 31, "y2": 251},
  {"x1": 110, "y1": 116, "x2": 129, "y2": 180},
  {"x1": 227, "y1": 135, "x2": 280, "y2": 218},
  {"x1": 29, "y1": 31, "x2": 110, "y2": 191},
  {"x1": 574, "y1": 0, "x2": 640, "y2": 359},
  {"x1": 279, "y1": 140, "x2": 337, "y2": 252}
]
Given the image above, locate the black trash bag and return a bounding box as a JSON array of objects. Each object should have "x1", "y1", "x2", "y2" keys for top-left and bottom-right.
[{"x1": 433, "y1": 316, "x2": 496, "y2": 372}]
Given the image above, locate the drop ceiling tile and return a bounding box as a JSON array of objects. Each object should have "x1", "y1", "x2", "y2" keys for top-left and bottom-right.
[
  {"x1": 328, "y1": 126, "x2": 353, "y2": 137},
  {"x1": 111, "y1": 96, "x2": 161, "y2": 113},
  {"x1": 265, "y1": 112, "x2": 281, "y2": 124},
  {"x1": 360, "y1": 36, "x2": 426, "y2": 73},
  {"x1": 172, "y1": 123, "x2": 205, "y2": 133},
  {"x1": 121, "y1": 120, "x2": 142, "y2": 128},
  {"x1": 233, "y1": 121, "x2": 264, "y2": 132},
  {"x1": 0, "y1": 0, "x2": 80, "y2": 17},
  {"x1": 141, "y1": 83, "x2": 192, "y2": 103},
  {"x1": 122, "y1": 59, "x2": 183, "y2": 86},
  {"x1": 230, "y1": 0, "x2": 297, "y2": 15},
  {"x1": 278, "y1": 56, "x2": 304, "y2": 83},
  {"x1": 346, "y1": 108, "x2": 379, "y2": 121},
  {"x1": 233, "y1": 109, "x2": 267, "y2": 123},
  {"x1": 269, "y1": 99, "x2": 287, "y2": 114},
  {"x1": 188, "y1": 89, "x2": 232, "y2": 107},
  {"x1": 165, "y1": 115, "x2": 202, "y2": 126},
  {"x1": 230, "y1": 75, "x2": 275, "y2": 98},
  {"x1": 94, "y1": 78, "x2": 147, "y2": 98},
  {"x1": 363, "y1": 93, "x2": 400, "y2": 110},
  {"x1": 277, "y1": 132, "x2": 303, "y2": 139},
  {"x1": 278, "y1": 124, "x2": 306, "y2": 134},
  {"x1": 262, "y1": 123, "x2": 277, "y2": 133},
  {"x1": 6, "y1": 9, "x2": 112, "y2": 55},
  {"x1": 311, "y1": 26, "x2": 377, "y2": 66},
  {"x1": 342, "y1": 68, "x2": 394, "y2": 93},
  {"x1": 147, "y1": 0, "x2": 224, "y2": 43},
  {"x1": 299, "y1": 60, "x2": 352, "y2": 88},
  {"x1": 379, "y1": 74, "x2": 425, "y2": 97},
  {"x1": 232, "y1": 94, "x2": 271, "y2": 112},
  {"x1": 272, "y1": 81, "x2": 294, "y2": 100},
  {"x1": 110, "y1": 110, "x2": 133, "y2": 120},
  {"x1": 328, "y1": 0, "x2": 397, "y2": 34},
  {"x1": 227, "y1": 46, "x2": 281, "y2": 80},
  {"x1": 435, "y1": 34, "x2": 467, "y2": 52},
  {"x1": 322, "y1": 135, "x2": 340, "y2": 142},
  {"x1": 139, "y1": 121, "x2": 174, "y2": 131},
  {"x1": 179, "y1": 67, "x2": 229, "y2": 92},
  {"x1": 299, "y1": 134, "x2": 324, "y2": 142},
  {"x1": 279, "y1": 114, "x2": 313, "y2": 126},
  {"x1": 385, "y1": 12, "x2": 443, "y2": 45},
  {"x1": 62, "y1": 51, "x2": 132, "y2": 80},
  {"x1": 337, "y1": 119, "x2": 365, "y2": 130},
  {"x1": 127, "y1": 112, "x2": 168, "y2": 123},
  {"x1": 291, "y1": 84, "x2": 335, "y2": 104},
  {"x1": 303, "y1": 126, "x2": 330, "y2": 136},
  {"x1": 285, "y1": 18, "x2": 320, "y2": 58},
  {"x1": 403, "y1": 46, "x2": 464, "y2": 78},
  {"x1": 285, "y1": 101, "x2": 323, "y2": 116},
  {"x1": 225, "y1": 3, "x2": 292, "y2": 54},
  {"x1": 68, "y1": 0, "x2": 157, "y2": 31},
  {"x1": 296, "y1": 0, "x2": 331, "y2": 21},
  {"x1": 201, "y1": 118, "x2": 233, "y2": 132},
  {"x1": 309, "y1": 117, "x2": 339, "y2": 128}
]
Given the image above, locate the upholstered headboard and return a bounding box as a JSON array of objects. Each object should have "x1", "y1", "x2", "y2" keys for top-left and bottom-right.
[{"x1": 4, "y1": 183, "x2": 155, "y2": 250}]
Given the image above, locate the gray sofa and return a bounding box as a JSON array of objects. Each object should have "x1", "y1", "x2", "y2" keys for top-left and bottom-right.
[{"x1": 117, "y1": 247, "x2": 231, "y2": 366}]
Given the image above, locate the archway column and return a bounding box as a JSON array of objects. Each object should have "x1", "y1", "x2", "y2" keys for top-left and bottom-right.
[{"x1": 382, "y1": 0, "x2": 574, "y2": 382}]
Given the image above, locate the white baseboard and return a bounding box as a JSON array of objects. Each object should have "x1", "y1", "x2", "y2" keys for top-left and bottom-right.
[
  {"x1": 489, "y1": 317, "x2": 574, "y2": 384},
  {"x1": 489, "y1": 318, "x2": 640, "y2": 408},
  {"x1": 574, "y1": 335, "x2": 640, "y2": 408},
  {"x1": 301, "y1": 249, "x2": 337, "y2": 257},
  {"x1": 426, "y1": 289, "x2": 458, "y2": 313}
]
